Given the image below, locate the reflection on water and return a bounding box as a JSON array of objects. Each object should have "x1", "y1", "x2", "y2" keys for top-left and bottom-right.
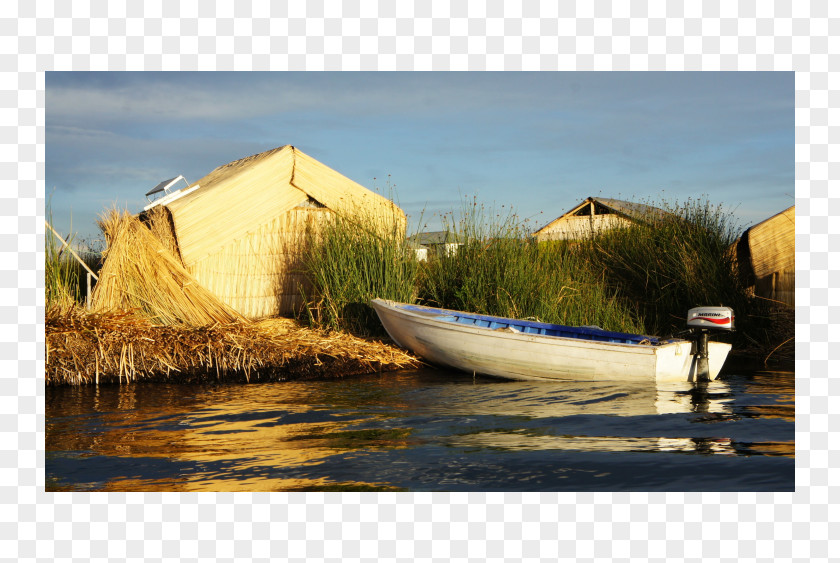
[{"x1": 46, "y1": 368, "x2": 795, "y2": 492}]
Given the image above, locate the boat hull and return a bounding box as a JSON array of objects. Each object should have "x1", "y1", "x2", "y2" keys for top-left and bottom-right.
[{"x1": 371, "y1": 299, "x2": 731, "y2": 383}]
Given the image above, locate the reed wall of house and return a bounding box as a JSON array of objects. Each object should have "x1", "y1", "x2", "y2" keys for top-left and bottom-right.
[
  {"x1": 535, "y1": 214, "x2": 629, "y2": 241},
  {"x1": 746, "y1": 206, "x2": 794, "y2": 307},
  {"x1": 753, "y1": 270, "x2": 794, "y2": 307},
  {"x1": 187, "y1": 207, "x2": 332, "y2": 318}
]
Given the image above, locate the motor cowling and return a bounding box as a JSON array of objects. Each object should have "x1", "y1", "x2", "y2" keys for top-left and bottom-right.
[
  {"x1": 687, "y1": 307, "x2": 734, "y2": 331},
  {"x1": 686, "y1": 307, "x2": 734, "y2": 382}
]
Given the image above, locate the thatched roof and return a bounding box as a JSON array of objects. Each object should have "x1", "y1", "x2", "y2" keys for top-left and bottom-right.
[
  {"x1": 533, "y1": 197, "x2": 671, "y2": 238},
  {"x1": 407, "y1": 231, "x2": 464, "y2": 247},
  {"x1": 588, "y1": 198, "x2": 671, "y2": 222},
  {"x1": 160, "y1": 145, "x2": 404, "y2": 267}
]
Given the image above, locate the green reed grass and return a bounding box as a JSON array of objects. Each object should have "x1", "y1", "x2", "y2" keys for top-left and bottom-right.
[
  {"x1": 46, "y1": 204, "x2": 102, "y2": 310},
  {"x1": 300, "y1": 205, "x2": 419, "y2": 335},
  {"x1": 580, "y1": 196, "x2": 751, "y2": 337},
  {"x1": 46, "y1": 222, "x2": 80, "y2": 309},
  {"x1": 417, "y1": 197, "x2": 645, "y2": 333}
]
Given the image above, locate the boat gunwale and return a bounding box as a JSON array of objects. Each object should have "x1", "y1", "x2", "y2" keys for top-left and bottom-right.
[{"x1": 372, "y1": 299, "x2": 682, "y2": 349}]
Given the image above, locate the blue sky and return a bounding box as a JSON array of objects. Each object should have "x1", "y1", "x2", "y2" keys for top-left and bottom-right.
[{"x1": 46, "y1": 71, "x2": 793, "y2": 244}]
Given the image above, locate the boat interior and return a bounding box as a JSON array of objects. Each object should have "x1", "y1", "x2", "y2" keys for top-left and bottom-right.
[{"x1": 399, "y1": 303, "x2": 663, "y2": 345}]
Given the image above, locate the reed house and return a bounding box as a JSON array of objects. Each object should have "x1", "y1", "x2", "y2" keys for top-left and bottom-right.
[
  {"x1": 533, "y1": 197, "x2": 669, "y2": 241},
  {"x1": 407, "y1": 231, "x2": 464, "y2": 261},
  {"x1": 735, "y1": 206, "x2": 794, "y2": 307},
  {"x1": 141, "y1": 145, "x2": 405, "y2": 319}
]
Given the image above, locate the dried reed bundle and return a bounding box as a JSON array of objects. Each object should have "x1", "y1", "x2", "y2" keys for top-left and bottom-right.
[
  {"x1": 92, "y1": 209, "x2": 246, "y2": 326},
  {"x1": 140, "y1": 205, "x2": 183, "y2": 265},
  {"x1": 45, "y1": 307, "x2": 419, "y2": 385}
]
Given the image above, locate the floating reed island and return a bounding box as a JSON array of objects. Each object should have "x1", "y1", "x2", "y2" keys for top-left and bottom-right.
[
  {"x1": 45, "y1": 209, "x2": 418, "y2": 386},
  {"x1": 45, "y1": 307, "x2": 419, "y2": 386}
]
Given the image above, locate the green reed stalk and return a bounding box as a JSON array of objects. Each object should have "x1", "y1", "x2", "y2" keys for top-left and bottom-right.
[
  {"x1": 45, "y1": 207, "x2": 81, "y2": 309},
  {"x1": 301, "y1": 204, "x2": 419, "y2": 335}
]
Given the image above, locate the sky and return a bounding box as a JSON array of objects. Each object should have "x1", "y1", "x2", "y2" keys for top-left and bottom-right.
[{"x1": 45, "y1": 71, "x2": 793, "y2": 245}]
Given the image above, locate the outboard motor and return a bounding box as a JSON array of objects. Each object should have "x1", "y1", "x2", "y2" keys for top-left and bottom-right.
[{"x1": 686, "y1": 307, "x2": 734, "y2": 381}]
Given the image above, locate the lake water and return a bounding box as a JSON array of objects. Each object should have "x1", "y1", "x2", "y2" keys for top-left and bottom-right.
[{"x1": 45, "y1": 366, "x2": 794, "y2": 492}]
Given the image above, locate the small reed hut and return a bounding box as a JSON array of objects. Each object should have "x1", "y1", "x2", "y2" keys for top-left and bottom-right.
[
  {"x1": 406, "y1": 231, "x2": 464, "y2": 261},
  {"x1": 735, "y1": 206, "x2": 794, "y2": 307},
  {"x1": 141, "y1": 145, "x2": 405, "y2": 319},
  {"x1": 533, "y1": 197, "x2": 669, "y2": 241}
]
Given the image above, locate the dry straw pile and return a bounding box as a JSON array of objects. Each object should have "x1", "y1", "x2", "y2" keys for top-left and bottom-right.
[
  {"x1": 46, "y1": 307, "x2": 418, "y2": 385},
  {"x1": 91, "y1": 209, "x2": 246, "y2": 326}
]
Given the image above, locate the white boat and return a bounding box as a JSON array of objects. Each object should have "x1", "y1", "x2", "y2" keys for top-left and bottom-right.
[{"x1": 370, "y1": 299, "x2": 733, "y2": 383}]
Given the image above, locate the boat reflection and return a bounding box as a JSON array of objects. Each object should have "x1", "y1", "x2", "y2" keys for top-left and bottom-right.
[
  {"x1": 445, "y1": 432, "x2": 739, "y2": 455},
  {"x1": 392, "y1": 370, "x2": 736, "y2": 418},
  {"x1": 440, "y1": 374, "x2": 792, "y2": 458},
  {"x1": 440, "y1": 377, "x2": 742, "y2": 456},
  {"x1": 654, "y1": 379, "x2": 734, "y2": 415}
]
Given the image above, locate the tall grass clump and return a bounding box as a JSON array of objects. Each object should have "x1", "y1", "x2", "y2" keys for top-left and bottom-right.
[
  {"x1": 46, "y1": 205, "x2": 102, "y2": 310},
  {"x1": 582, "y1": 197, "x2": 751, "y2": 337},
  {"x1": 46, "y1": 218, "x2": 80, "y2": 310},
  {"x1": 417, "y1": 197, "x2": 645, "y2": 333},
  {"x1": 301, "y1": 204, "x2": 419, "y2": 335}
]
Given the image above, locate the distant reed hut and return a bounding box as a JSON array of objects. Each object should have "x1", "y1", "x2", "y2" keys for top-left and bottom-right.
[
  {"x1": 532, "y1": 197, "x2": 669, "y2": 241},
  {"x1": 139, "y1": 145, "x2": 405, "y2": 319},
  {"x1": 407, "y1": 231, "x2": 464, "y2": 261},
  {"x1": 734, "y1": 206, "x2": 794, "y2": 307}
]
